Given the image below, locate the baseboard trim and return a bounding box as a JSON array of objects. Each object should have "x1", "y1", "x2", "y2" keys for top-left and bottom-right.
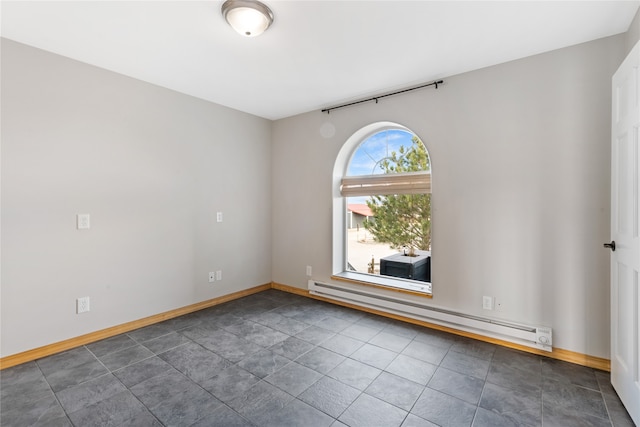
[
  {"x1": 0, "y1": 281, "x2": 610, "y2": 372},
  {"x1": 271, "y1": 282, "x2": 611, "y2": 372},
  {"x1": 0, "y1": 283, "x2": 271, "y2": 370}
]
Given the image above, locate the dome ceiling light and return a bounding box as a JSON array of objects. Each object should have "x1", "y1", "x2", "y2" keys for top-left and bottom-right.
[{"x1": 221, "y1": 0, "x2": 274, "y2": 37}]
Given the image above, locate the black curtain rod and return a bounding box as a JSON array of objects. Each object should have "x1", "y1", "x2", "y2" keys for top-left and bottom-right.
[{"x1": 321, "y1": 79, "x2": 444, "y2": 114}]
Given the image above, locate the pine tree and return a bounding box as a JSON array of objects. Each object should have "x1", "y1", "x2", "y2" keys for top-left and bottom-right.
[{"x1": 363, "y1": 137, "x2": 431, "y2": 252}]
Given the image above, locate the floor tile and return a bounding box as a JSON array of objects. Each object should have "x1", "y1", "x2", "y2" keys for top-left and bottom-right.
[
  {"x1": 602, "y1": 390, "x2": 636, "y2": 427},
  {"x1": 226, "y1": 381, "x2": 294, "y2": 425},
  {"x1": 223, "y1": 319, "x2": 289, "y2": 348},
  {"x1": 411, "y1": 387, "x2": 476, "y2": 427},
  {"x1": 43, "y1": 358, "x2": 109, "y2": 392},
  {"x1": 365, "y1": 371, "x2": 423, "y2": 411},
  {"x1": 179, "y1": 323, "x2": 221, "y2": 340},
  {"x1": 355, "y1": 314, "x2": 391, "y2": 331},
  {"x1": 36, "y1": 347, "x2": 97, "y2": 376},
  {"x1": 401, "y1": 413, "x2": 439, "y2": 427},
  {"x1": 190, "y1": 405, "x2": 254, "y2": 427},
  {"x1": 316, "y1": 315, "x2": 353, "y2": 333},
  {"x1": 542, "y1": 377, "x2": 608, "y2": 420},
  {"x1": 85, "y1": 334, "x2": 137, "y2": 358},
  {"x1": 295, "y1": 325, "x2": 336, "y2": 345},
  {"x1": 98, "y1": 344, "x2": 155, "y2": 371},
  {"x1": 491, "y1": 347, "x2": 541, "y2": 374},
  {"x1": 341, "y1": 323, "x2": 380, "y2": 341},
  {"x1": 129, "y1": 369, "x2": 198, "y2": 408},
  {"x1": 382, "y1": 320, "x2": 421, "y2": 340},
  {"x1": 473, "y1": 407, "x2": 523, "y2": 427},
  {"x1": 543, "y1": 400, "x2": 612, "y2": 427},
  {"x1": 142, "y1": 331, "x2": 192, "y2": 354},
  {"x1": 55, "y1": 373, "x2": 126, "y2": 414},
  {"x1": 296, "y1": 346, "x2": 346, "y2": 375},
  {"x1": 67, "y1": 390, "x2": 151, "y2": 427},
  {"x1": 299, "y1": 376, "x2": 361, "y2": 418},
  {"x1": 385, "y1": 354, "x2": 437, "y2": 385},
  {"x1": 269, "y1": 336, "x2": 316, "y2": 360},
  {"x1": 369, "y1": 330, "x2": 412, "y2": 353},
  {"x1": 194, "y1": 329, "x2": 263, "y2": 363},
  {"x1": 251, "y1": 311, "x2": 310, "y2": 335},
  {"x1": 478, "y1": 381, "x2": 541, "y2": 426},
  {"x1": 1, "y1": 362, "x2": 42, "y2": 387},
  {"x1": 127, "y1": 323, "x2": 175, "y2": 343},
  {"x1": 237, "y1": 348, "x2": 291, "y2": 379},
  {"x1": 486, "y1": 360, "x2": 542, "y2": 395},
  {"x1": 200, "y1": 364, "x2": 261, "y2": 403},
  {"x1": 0, "y1": 394, "x2": 68, "y2": 427},
  {"x1": 149, "y1": 385, "x2": 222, "y2": 426},
  {"x1": 265, "y1": 361, "x2": 323, "y2": 396},
  {"x1": 158, "y1": 341, "x2": 231, "y2": 383},
  {"x1": 289, "y1": 307, "x2": 332, "y2": 324},
  {"x1": 328, "y1": 358, "x2": 382, "y2": 390},
  {"x1": 412, "y1": 329, "x2": 457, "y2": 349},
  {"x1": 350, "y1": 343, "x2": 398, "y2": 370},
  {"x1": 440, "y1": 349, "x2": 490, "y2": 379},
  {"x1": 402, "y1": 340, "x2": 448, "y2": 365},
  {"x1": 338, "y1": 393, "x2": 407, "y2": 427},
  {"x1": 449, "y1": 338, "x2": 496, "y2": 361},
  {"x1": 263, "y1": 398, "x2": 335, "y2": 427},
  {"x1": 321, "y1": 334, "x2": 364, "y2": 357},
  {"x1": 428, "y1": 366, "x2": 485, "y2": 405},
  {"x1": 541, "y1": 358, "x2": 600, "y2": 391},
  {"x1": 1, "y1": 374, "x2": 52, "y2": 411},
  {"x1": 157, "y1": 312, "x2": 201, "y2": 332},
  {"x1": 112, "y1": 356, "x2": 174, "y2": 388}
]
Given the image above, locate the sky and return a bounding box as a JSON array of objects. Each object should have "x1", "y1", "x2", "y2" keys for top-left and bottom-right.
[{"x1": 347, "y1": 129, "x2": 416, "y2": 176}]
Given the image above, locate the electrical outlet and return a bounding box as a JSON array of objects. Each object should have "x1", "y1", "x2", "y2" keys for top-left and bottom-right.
[
  {"x1": 77, "y1": 297, "x2": 90, "y2": 314},
  {"x1": 482, "y1": 296, "x2": 493, "y2": 310},
  {"x1": 216, "y1": 212, "x2": 223, "y2": 222},
  {"x1": 306, "y1": 266, "x2": 312, "y2": 276},
  {"x1": 209, "y1": 272, "x2": 216, "y2": 283},
  {"x1": 216, "y1": 270, "x2": 222, "y2": 281},
  {"x1": 77, "y1": 214, "x2": 90, "y2": 230}
]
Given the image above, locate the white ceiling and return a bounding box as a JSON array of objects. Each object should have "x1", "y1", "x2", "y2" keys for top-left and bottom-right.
[{"x1": 2, "y1": 1, "x2": 638, "y2": 120}]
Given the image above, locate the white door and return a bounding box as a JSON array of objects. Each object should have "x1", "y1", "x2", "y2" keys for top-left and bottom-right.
[{"x1": 610, "y1": 40, "x2": 640, "y2": 426}]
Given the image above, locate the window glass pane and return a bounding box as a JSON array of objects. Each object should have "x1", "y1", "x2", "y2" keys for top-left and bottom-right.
[{"x1": 344, "y1": 128, "x2": 432, "y2": 288}]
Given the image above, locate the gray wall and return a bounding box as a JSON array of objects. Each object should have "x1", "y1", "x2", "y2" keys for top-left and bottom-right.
[
  {"x1": 625, "y1": 6, "x2": 640, "y2": 54},
  {"x1": 2, "y1": 23, "x2": 636, "y2": 360},
  {"x1": 272, "y1": 34, "x2": 626, "y2": 358},
  {"x1": 1, "y1": 39, "x2": 272, "y2": 357}
]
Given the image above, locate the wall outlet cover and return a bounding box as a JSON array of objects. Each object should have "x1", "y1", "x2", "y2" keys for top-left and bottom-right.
[
  {"x1": 77, "y1": 297, "x2": 90, "y2": 314},
  {"x1": 77, "y1": 214, "x2": 90, "y2": 230}
]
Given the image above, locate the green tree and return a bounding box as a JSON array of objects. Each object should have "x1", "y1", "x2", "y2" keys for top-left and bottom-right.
[{"x1": 364, "y1": 137, "x2": 431, "y2": 252}]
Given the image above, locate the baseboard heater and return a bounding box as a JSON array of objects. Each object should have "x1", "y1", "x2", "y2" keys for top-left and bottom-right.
[{"x1": 308, "y1": 280, "x2": 552, "y2": 352}]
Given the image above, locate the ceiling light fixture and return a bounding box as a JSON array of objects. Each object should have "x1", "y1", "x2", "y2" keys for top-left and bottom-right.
[{"x1": 221, "y1": 0, "x2": 274, "y2": 37}]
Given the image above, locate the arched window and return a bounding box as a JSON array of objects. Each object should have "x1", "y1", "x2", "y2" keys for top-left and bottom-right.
[{"x1": 333, "y1": 123, "x2": 432, "y2": 295}]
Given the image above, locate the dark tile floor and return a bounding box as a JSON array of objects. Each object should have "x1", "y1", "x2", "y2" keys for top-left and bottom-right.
[{"x1": 1, "y1": 289, "x2": 635, "y2": 427}]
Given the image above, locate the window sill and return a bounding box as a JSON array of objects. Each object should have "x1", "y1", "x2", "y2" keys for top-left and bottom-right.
[{"x1": 331, "y1": 271, "x2": 432, "y2": 298}]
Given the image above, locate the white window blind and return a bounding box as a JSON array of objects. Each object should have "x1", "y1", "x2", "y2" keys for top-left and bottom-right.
[{"x1": 341, "y1": 171, "x2": 431, "y2": 197}]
